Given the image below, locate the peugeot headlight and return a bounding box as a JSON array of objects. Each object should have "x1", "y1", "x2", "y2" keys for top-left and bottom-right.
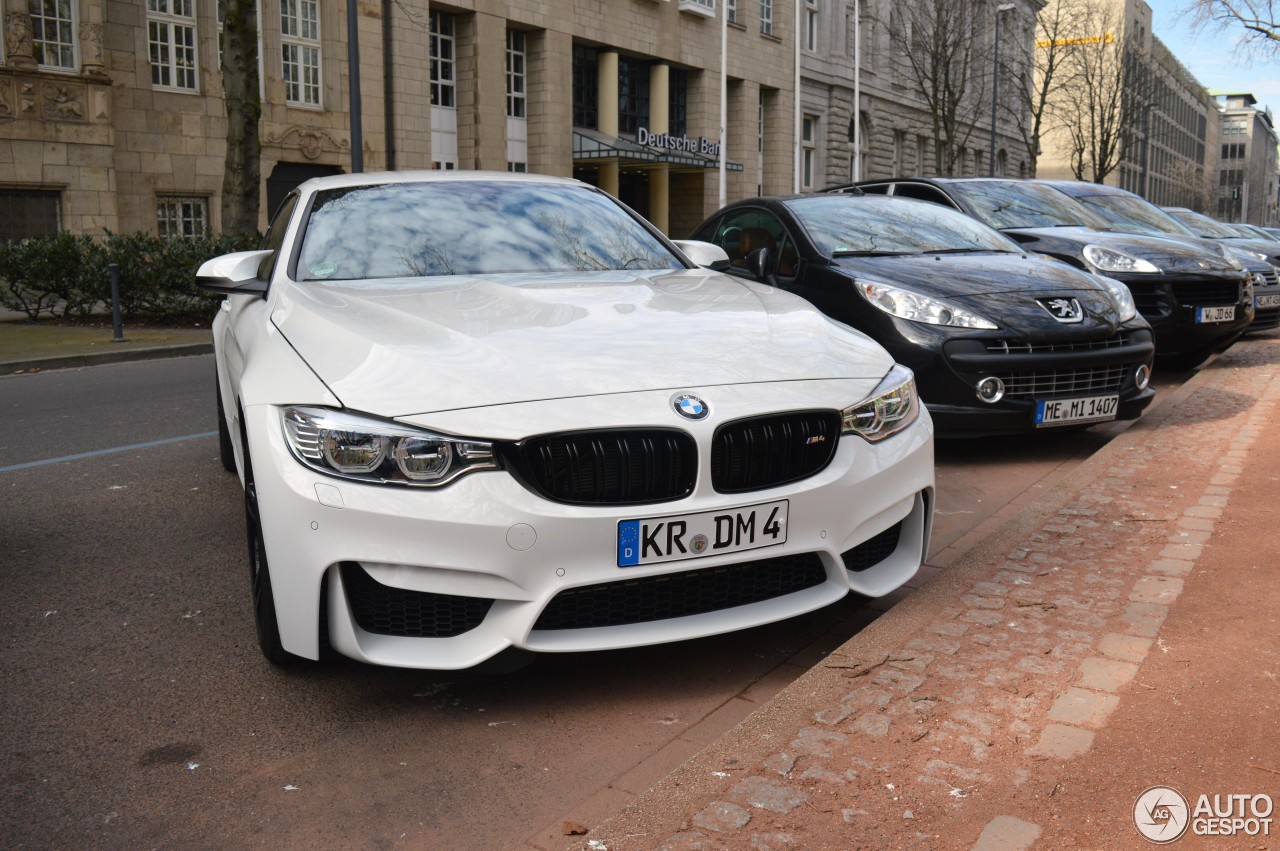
[
  {"x1": 281, "y1": 406, "x2": 498, "y2": 487},
  {"x1": 1082, "y1": 244, "x2": 1160, "y2": 274},
  {"x1": 841, "y1": 364, "x2": 920, "y2": 442},
  {"x1": 857, "y1": 279, "x2": 997, "y2": 329},
  {"x1": 1094, "y1": 275, "x2": 1138, "y2": 323}
]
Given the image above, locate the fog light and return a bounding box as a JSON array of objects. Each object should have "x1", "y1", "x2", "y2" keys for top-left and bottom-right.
[
  {"x1": 1135, "y1": 363, "x2": 1152, "y2": 391},
  {"x1": 976, "y1": 376, "x2": 1005, "y2": 404}
]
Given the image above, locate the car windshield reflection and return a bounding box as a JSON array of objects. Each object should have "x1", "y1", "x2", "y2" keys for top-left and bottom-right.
[
  {"x1": 295, "y1": 181, "x2": 683, "y2": 281},
  {"x1": 950, "y1": 181, "x2": 1108, "y2": 230},
  {"x1": 1072, "y1": 195, "x2": 1192, "y2": 237},
  {"x1": 785, "y1": 196, "x2": 1021, "y2": 258}
]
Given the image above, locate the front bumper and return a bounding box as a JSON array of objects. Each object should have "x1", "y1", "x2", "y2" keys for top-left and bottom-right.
[
  {"x1": 1122, "y1": 273, "x2": 1254, "y2": 352},
  {"x1": 1248, "y1": 280, "x2": 1280, "y2": 332},
  {"x1": 246, "y1": 385, "x2": 935, "y2": 669},
  {"x1": 884, "y1": 324, "x2": 1156, "y2": 437}
]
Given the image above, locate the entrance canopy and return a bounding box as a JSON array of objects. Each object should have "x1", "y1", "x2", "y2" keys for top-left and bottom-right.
[{"x1": 573, "y1": 128, "x2": 744, "y2": 172}]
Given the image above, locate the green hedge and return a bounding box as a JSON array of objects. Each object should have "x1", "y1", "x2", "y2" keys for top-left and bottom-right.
[{"x1": 0, "y1": 231, "x2": 261, "y2": 322}]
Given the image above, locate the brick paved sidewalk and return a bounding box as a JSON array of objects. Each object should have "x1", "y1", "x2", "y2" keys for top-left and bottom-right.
[{"x1": 573, "y1": 334, "x2": 1280, "y2": 851}]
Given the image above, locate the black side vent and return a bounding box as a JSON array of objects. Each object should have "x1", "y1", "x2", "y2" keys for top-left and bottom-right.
[
  {"x1": 340, "y1": 563, "x2": 493, "y2": 638},
  {"x1": 841, "y1": 522, "x2": 903, "y2": 572},
  {"x1": 711, "y1": 411, "x2": 841, "y2": 494}
]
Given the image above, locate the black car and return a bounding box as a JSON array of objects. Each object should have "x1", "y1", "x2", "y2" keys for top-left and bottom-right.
[
  {"x1": 690, "y1": 193, "x2": 1155, "y2": 436},
  {"x1": 1038, "y1": 181, "x2": 1280, "y2": 333},
  {"x1": 836, "y1": 178, "x2": 1254, "y2": 368}
]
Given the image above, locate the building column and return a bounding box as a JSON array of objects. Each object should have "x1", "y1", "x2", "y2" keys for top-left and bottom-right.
[
  {"x1": 527, "y1": 28, "x2": 571, "y2": 177},
  {"x1": 79, "y1": 0, "x2": 108, "y2": 79},
  {"x1": 648, "y1": 62, "x2": 670, "y2": 234},
  {"x1": 597, "y1": 50, "x2": 619, "y2": 196},
  {"x1": 5, "y1": 0, "x2": 37, "y2": 69}
]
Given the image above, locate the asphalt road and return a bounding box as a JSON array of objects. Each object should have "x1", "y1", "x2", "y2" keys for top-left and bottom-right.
[{"x1": 0, "y1": 355, "x2": 1182, "y2": 849}]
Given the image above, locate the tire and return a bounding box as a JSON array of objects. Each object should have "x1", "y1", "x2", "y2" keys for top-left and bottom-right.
[
  {"x1": 242, "y1": 431, "x2": 304, "y2": 667},
  {"x1": 216, "y1": 373, "x2": 237, "y2": 473}
]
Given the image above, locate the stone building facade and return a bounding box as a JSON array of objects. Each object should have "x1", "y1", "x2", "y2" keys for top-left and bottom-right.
[
  {"x1": 0, "y1": 0, "x2": 797, "y2": 240},
  {"x1": 1213, "y1": 93, "x2": 1278, "y2": 227},
  {"x1": 800, "y1": 0, "x2": 1039, "y2": 188},
  {"x1": 1035, "y1": 0, "x2": 1223, "y2": 214}
]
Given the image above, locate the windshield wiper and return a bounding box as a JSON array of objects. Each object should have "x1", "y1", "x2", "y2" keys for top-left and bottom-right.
[
  {"x1": 831, "y1": 250, "x2": 916, "y2": 257},
  {"x1": 923, "y1": 247, "x2": 999, "y2": 255}
]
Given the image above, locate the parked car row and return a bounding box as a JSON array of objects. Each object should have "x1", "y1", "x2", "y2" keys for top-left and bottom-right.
[{"x1": 197, "y1": 170, "x2": 1274, "y2": 672}]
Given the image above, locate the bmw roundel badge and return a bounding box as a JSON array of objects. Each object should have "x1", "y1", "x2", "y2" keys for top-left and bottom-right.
[{"x1": 673, "y1": 394, "x2": 709, "y2": 420}]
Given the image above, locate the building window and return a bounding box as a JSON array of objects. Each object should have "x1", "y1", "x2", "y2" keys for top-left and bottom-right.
[
  {"x1": 281, "y1": 0, "x2": 321, "y2": 106},
  {"x1": 32, "y1": 0, "x2": 77, "y2": 69},
  {"x1": 996, "y1": 149, "x2": 1008, "y2": 177},
  {"x1": 430, "y1": 11, "x2": 456, "y2": 108},
  {"x1": 506, "y1": 30, "x2": 526, "y2": 118},
  {"x1": 572, "y1": 45, "x2": 597, "y2": 128},
  {"x1": 802, "y1": 115, "x2": 816, "y2": 189},
  {"x1": 727, "y1": 0, "x2": 737, "y2": 23},
  {"x1": 1222, "y1": 143, "x2": 1245, "y2": 160},
  {"x1": 974, "y1": 148, "x2": 983, "y2": 176},
  {"x1": 507, "y1": 162, "x2": 527, "y2": 173},
  {"x1": 892, "y1": 130, "x2": 904, "y2": 175},
  {"x1": 432, "y1": 161, "x2": 456, "y2": 170},
  {"x1": 760, "y1": 0, "x2": 773, "y2": 35},
  {"x1": 669, "y1": 69, "x2": 688, "y2": 137},
  {"x1": 618, "y1": 57, "x2": 650, "y2": 136},
  {"x1": 916, "y1": 134, "x2": 928, "y2": 174},
  {"x1": 0, "y1": 190, "x2": 61, "y2": 241},
  {"x1": 156, "y1": 196, "x2": 208, "y2": 239},
  {"x1": 805, "y1": 0, "x2": 818, "y2": 51},
  {"x1": 148, "y1": 0, "x2": 198, "y2": 91}
]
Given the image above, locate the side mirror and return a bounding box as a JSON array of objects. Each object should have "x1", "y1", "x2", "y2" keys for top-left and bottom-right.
[
  {"x1": 195, "y1": 249, "x2": 273, "y2": 297},
  {"x1": 746, "y1": 246, "x2": 772, "y2": 283},
  {"x1": 671, "y1": 239, "x2": 731, "y2": 272}
]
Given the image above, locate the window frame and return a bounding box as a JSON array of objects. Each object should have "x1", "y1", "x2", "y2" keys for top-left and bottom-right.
[
  {"x1": 32, "y1": 0, "x2": 79, "y2": 71},
  {"x1": 760, "y1": 0, "x2": 774, "y2": 35},
  {"x1": 156, "y1": 194, "x2": 210, "y2": 239},
  {"x1": 506, "y1": 29, "x2": 527, "y2": 119},
  {"x1": 148, "y1": 0, "x2": 199, "y2": 92},
  {"x1": 430, "y1": 10, "x2": 456, "y2": 109},
  {"x1": 280, "y1": 0, "x2": 322, "y2": 107}
]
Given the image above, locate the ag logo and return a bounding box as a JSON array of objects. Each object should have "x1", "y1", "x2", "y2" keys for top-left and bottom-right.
[
  {"x1": 1038, "y1": 296, "x2": 1084, "y2": 324},
  {"x1": 1134, "y1": 786, "x2": 1190, "y2": 843}
]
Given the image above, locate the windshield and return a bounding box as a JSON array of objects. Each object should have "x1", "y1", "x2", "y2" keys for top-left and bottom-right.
[
  {"x1": 1165, "y1": 208, "x2": 1239, "y2": 239},
  {"x1": 1069, "y1": 193, "x2": 1194, "y2": 238},
  {"x1": 785, "y1": 195, "x2": 1021, "y2": 257},
  {"x1": 295, "y1": 181, "x2": 682, "y2": 281},
  {"x1": 949, "y1": 181, "x2": 1109, "y2": 230}
]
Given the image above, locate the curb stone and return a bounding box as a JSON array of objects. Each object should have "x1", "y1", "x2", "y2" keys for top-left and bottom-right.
[{"x1": 2, "y1": 342, "x2": 213, "y2": 375}]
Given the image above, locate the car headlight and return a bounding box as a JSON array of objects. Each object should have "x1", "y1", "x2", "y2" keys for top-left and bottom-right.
[
  {"x1": 1232, "y1": 246, "x2": 1268, "y2": 264},
  {"x1": 1082, "y1": 244, "x2": 1160, "y2": 274},
  {"x1": 841, "y1": 364, "x2": 920, "y2": 442},
  {"x1": 1094, "y1": 275, "x2": 1138, "y2": 323},
  {"x1": 857, "y1": 278, "x2": 998, "y2": 329},
  {"x1": 281, "y1": 406, "x2": 498, "y2": 487}
]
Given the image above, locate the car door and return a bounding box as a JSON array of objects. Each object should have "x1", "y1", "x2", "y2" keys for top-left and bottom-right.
[{"x1": 702, "y1": 207, "x2": 802, "y2": 289}]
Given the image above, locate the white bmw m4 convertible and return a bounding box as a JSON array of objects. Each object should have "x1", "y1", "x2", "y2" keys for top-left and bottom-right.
[{"x1": 198, "y1": 171, "x2": 935, "y2": 669}]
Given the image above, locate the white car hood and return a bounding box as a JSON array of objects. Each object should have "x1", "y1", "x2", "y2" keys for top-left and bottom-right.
[{"x1": 270, "y1": 269, "x2": 892, "y2": 417}]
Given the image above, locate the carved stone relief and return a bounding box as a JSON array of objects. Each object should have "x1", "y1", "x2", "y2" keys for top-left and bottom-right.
[
  {"x1": 42, "y1": 81, "x2": 86, "y2": 121},
  {"x1": 267, "y1": 125, "x2": 350, "y2": 160}
]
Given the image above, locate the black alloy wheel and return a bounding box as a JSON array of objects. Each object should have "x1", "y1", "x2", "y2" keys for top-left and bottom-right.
[{"x1": 241, "y1": 425, "x2": 303, "y2": 666}]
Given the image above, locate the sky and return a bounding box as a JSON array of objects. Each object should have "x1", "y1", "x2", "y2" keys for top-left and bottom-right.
[{"x1": 1144, "y1": 0, "x2": 1280, "y2": 115}]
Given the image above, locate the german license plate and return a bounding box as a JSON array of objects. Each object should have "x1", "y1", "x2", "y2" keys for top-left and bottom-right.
[
  {"x1": 1256, "y1": 293, "x2": 1280, "y2": 309},
  {"x1": 1196, "y1": 305, "x2": 1236, "y2": 323},
  {"x1": 1034, "y1": 395, "x2": 1119, "y2": 428},
  {"x1": 617, "y1": 499, "x2": 788, "y2": 567}
]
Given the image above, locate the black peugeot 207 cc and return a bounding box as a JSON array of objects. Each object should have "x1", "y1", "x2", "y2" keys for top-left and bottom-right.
[{"x1": 690, "y1": 193, "x2": 1156, "y2": 436}]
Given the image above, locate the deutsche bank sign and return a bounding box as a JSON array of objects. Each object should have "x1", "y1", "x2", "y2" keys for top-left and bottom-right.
[{"x1": 638, "y1": 126, "x2": 721, "y2": 158}]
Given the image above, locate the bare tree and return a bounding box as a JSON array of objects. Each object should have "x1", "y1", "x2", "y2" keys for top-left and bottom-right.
[
  {"x1": 1004, "y1": 0, "x2": 1081, "y2": 176},
  {"x1": 1051, "y1": 0, "x2": 1157, "y2": 183},
  {"x1": 219, "y1": 0, "x2": 261, "y2": 236},
  {"x1": 884, "y1": 0, "x2": 992, "y2": 176},
  {"x1": 1189, "y1": 0, "x2": 1280, "y2": 50}
]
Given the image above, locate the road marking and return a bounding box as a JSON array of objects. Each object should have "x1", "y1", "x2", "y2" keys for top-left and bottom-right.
[{"x1": 0, "y1": 431, "x2": 218, "y2": 473}]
